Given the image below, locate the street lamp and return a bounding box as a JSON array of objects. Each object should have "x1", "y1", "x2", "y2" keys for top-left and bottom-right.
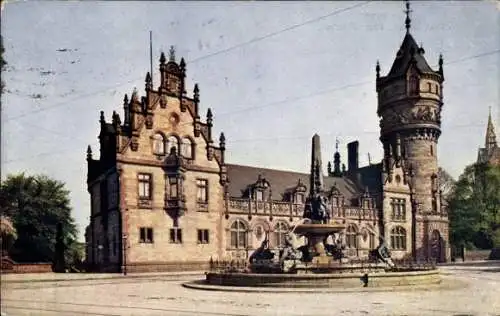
[{"x1": 122, "y1": 234, "x2": 127, "y2": 275}]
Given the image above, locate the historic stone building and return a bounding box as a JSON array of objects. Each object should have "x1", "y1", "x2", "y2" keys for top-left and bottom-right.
[
  {"x1": 85, "y1": 4, "x2": 450, "y2": 272},
  {"x1": 477, "y1": 109, "x2": 500, "y2": 166}
]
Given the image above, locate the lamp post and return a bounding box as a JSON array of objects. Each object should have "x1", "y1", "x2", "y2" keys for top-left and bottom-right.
[
  {"x1": 122, "y1": 234, "x2": 128, "y2": 275},
  {"x1": 97, "y1": 245, "x2": 103, "y2": 272}
]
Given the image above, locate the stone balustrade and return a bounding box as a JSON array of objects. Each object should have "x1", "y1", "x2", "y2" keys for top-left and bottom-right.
[{"x1": 227, "y1": 197, "x2": 378, "y2": 221}]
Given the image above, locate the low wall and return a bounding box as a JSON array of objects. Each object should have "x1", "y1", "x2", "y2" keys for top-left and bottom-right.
[
  {"x1": 464, "y1": 249, "x2": 492, "y2": 261},
  {"x1": 125, "y1": 261, "x2": 209, "y2": 273},
  {"x1": 206, "y1": 269, "x2": 441, "y2": 288},
  {"x1": 1, "y1": 262, "x2": 53, "y2": 274}
]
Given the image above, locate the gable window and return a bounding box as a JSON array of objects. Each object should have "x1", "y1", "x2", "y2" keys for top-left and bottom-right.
[
  {"x1": 139, "y1": 227, "x2": 154, "y2": 243},
  {"x1": 390, "y1": 226, "x2": 406, "y2": 250},
  {"x1": 196, "y1": 179, "x2": 208, "y2": 203},
  {"x1": 138, "y1": 174, "x2": 152, "y2": 200},
  {"x1": 230, "y1": 219, "x2": 247, "y2": 249},
  {"x1": 169, "y1": 228, "x2": 182, "y2": 244},
  {"x1": 181, "y1": 137, "x2": 193, "y2": 159},
  {"x1": 197, "y1": 229, "x2": 209, "y2": 244},
  {"x1": 346, "y1": 225, "x2": 358, "y2": 249},
  {"x1": 166, "y1": 135, "x2": 180, "y2": 155},
  {"x1": 152, "y1": 133, "x2": 165, "y2": 155}
]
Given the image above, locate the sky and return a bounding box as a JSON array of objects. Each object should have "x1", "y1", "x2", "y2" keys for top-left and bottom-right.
[{"x1": 1, "y1": 1, "x2": 499, "y2": 241}]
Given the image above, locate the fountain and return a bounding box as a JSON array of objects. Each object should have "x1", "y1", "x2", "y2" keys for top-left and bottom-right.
[{"x1": 189, "y1": 134, "x2": 441, "y2": 290}]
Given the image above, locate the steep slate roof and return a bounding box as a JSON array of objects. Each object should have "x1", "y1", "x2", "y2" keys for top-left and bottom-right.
[
  {"x1": 386, "y1": 33, "x2": 434, "y2": 78},
  {"x1": 226, "y1": 164, "x2": 373, "y2": 204}
]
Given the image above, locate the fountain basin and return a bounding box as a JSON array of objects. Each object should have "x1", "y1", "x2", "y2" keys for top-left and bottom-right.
[
  {"x1": 293, "y1": 223, "x2": 345, "y2": 236},
  {"x1": 204, "y1": 268, "x2": 441, "y2": 288}
]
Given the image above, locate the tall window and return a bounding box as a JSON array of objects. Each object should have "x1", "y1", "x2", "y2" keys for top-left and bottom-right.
[
  {"x1": 181, "y1": 137, "x2": 193, "y2": 159},
  {"x1": 230, "y1": 220, "x2": 247, "y2": 249},
  {"x1": 166, "y1": 135, "x2": 179, "y2": 155},
  {"x1": 390, "y1": 226, "x2": 406, "y2": 250},
  {"x1": 391, "y1": 198, "x2": 406, "y2": 220},
  {"x1": 197, "y1": 229, "x2": 209, "y2": 244},
  {"x1": 274, "y1": 222, "x2": 289, "y2": 248},
  {"x1": 152, "y1": 133, "x2": 165, "y2": 155},
  {"x1": 196, "y1": 179, "x2": 208, "y2": 203},
  {"x1": 168, "y1": 177, "x2": 178, "y2": 199},
  {"x1": 139, "y1": 227, "x2": 154, "y2": 243},
  {"x1": 138, "y1": 174, "x2": 152, "y2": 200},
  {"x1": 170, "y1": 228, "x2": 182, "y2": 244},
  {"x1": 346, "y1": 225, "x2": 357, "y2": 249}
]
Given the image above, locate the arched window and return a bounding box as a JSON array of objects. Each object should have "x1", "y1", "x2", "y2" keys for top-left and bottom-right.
[
  {"x1": 274, "y1": 222, "x2": 289, "y2": 248},
  {"x1": 166, "y1": 135, "x2": 179, "y2": 155},
  {"x1": 390, "y1": 226, "x2": 406, "y2": 250},
  {"x1": 152, "y1": 133, "x2": 165, "y2": 155},
  {"x1": 181, "y1": 137, "x2": 193, "y2": 159},
  {"x1": 230, "y1": 220, "x2": 247, "y2": 249},
  {"x1": 346, "y1": 225, "x2": 358, "y2": 249}
]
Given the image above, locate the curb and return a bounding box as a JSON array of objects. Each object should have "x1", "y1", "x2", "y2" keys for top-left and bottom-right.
[
  {"x1": 2, "y1": 272, "x2": 205, "y2": 284},
  {"x1": 181, "y1": 276, "x2": 465, "y2": 294}
]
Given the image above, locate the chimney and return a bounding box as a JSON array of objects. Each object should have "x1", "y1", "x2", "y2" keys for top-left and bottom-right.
[{"x1": 347, "y1": 141, "x2": 359, "y2": 172}]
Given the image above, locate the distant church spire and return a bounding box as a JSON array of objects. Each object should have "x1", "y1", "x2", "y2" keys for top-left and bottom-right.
[
  {"x1": 404, "y1": 0, "x2": 412, "y2": 33},
  {"x1": 485, "y1": 106, "x2": 498, "y2": 151}
]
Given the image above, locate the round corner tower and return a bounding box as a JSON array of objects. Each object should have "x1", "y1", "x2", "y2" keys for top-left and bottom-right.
[{"x1": 375, "y1": 2, "x2": 449, "y2": 262}]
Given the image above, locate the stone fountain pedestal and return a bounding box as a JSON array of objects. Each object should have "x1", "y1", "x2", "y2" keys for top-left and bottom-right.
[{"x1": 293, "y1": 222, "x2": 346, "y2": 266}]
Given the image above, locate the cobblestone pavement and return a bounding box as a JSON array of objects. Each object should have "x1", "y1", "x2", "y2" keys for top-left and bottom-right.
[{"x1": 1, "y1": 263, "x2": 499, "y2": 316}]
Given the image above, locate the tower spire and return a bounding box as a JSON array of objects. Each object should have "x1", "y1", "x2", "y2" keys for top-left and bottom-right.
[
  {"x1": 404, "y1": 0, "x2": 412, "y2": 33},
  {"x1": 486, "y1": 106, "x2": 498, "y2": 151}
]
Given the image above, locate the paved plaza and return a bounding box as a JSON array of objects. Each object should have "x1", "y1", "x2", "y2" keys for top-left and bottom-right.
[{"x1": 1, "y1": 262, "x2": 499, "y2": 316}]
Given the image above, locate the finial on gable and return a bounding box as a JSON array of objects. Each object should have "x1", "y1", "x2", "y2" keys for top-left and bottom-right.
[
  {"x1": 169, "y1": 45, "x2": 176, "y2": 62},
  {"x1": 86, "y1": 145, "x2": 92, "y2": 160},
  {"x1": 404, "y1": 0, "x2": 412, "y2": 33}
]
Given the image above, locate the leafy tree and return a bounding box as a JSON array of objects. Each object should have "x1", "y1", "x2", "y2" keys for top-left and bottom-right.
[
  {"x1": 448, "y1": 163, "x2": 500, "y2": 249},
  {"x1": 0, "y1": 174, "x2": 78, "y2": 264},
  {"x1": 438, "y1": 167, "x2": 455, "y2": 199}
]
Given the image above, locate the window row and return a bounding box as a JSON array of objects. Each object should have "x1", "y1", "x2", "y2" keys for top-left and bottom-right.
[
  {"x1": 229, "y1": 220, "x2": 290, "y2": 249},
  {"x1": 153, "y1": 134, "x2": 194, "y2": 158},
  {"x1": 137, "y1": 173, "x2": 208, "y2": 203},
  {"x1": 138, "y1": 227, "x2": 210, "y2": 244}
]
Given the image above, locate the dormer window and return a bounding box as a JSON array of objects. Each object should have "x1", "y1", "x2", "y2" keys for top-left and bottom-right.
[
  {"x1": 153, "y1": 133, "x2": 165, "y2": 155},
  {"x1": 256, "y1": 190, "x2": 264, "y2": 202},
  {"x1": 295, "y1": 193, "x2": 304, "y2": 204}
]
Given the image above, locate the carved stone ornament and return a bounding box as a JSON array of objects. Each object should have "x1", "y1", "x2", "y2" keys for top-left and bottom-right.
[
  {"x1": 130, "y1": 138, "x2": 139, "y2": 151},
  {"x1": 160, "y1": 97, "x2": 167, "y2": 109}
]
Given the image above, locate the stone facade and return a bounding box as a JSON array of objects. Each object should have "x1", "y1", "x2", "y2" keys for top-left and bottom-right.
[{"x1": 86, "y1": 9, "x2": 450, "y2": 272}]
